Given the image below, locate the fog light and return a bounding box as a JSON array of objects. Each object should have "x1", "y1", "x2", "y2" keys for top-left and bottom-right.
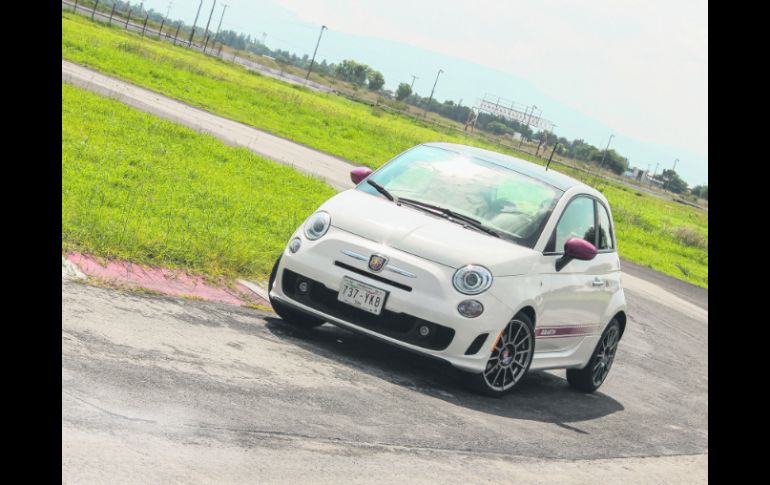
[
  {"x1": 457, "y1": 300, "x2": 484, "y2": 318},
  {"x1": 288, "y1": 237, "x2": 301, "y2": 253},
  {"x1": 297, "y1": 280, "x2": 309, "y2": 294},
  {"x1": 418, "y1": 325, "x2": 431, "y2": 337}
]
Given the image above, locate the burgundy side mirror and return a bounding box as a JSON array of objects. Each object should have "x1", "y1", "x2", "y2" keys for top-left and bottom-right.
[
  {"x1": 556, "y1": 238, "x2": 597, "y2": 271},
  {"x1": 564, "y1": 238, "x2": 597, "y2": 261},
  {"x1": 350, "y1": 166, "x2": 373, "y2": 185}
]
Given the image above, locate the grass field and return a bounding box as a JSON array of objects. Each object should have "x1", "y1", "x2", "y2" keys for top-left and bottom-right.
[
  {"x1": 62, "y1": 83, "x2": 336, "y2": 280},
  {"x1": 61, "y1": 12, "x2": 708, "y2": 288}
]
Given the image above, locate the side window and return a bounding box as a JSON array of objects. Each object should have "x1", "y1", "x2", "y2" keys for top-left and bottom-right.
[
  {"x1": 597, "y1": 203, "x2": 614, "y2": 250},
  {"x1": 553, "y1": 197, "x2": 596, "y2": 251}
]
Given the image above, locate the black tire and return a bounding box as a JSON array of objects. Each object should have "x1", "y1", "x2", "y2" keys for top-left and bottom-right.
[
  {"x1": 462, "y1": 312, "x2": 535, "y2": 397},
  {"x1": 268, "y1": 256, "x2": 325, "y2": 329},
  {"x1": 567, "y1": 319, "x2": 621, "y2": 393}
]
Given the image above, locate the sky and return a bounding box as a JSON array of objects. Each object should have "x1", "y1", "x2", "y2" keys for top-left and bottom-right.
[{"x1": 137, "y1": 0, "x2": 707, "y2": 186}]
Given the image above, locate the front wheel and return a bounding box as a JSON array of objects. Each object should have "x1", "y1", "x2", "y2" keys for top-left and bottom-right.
[
  {"x1": 268, "y1": 256, "x2": 325, "y2": 329},
  {"x1": 463, "y1": 313, "x2": 535, "y2": 397},
  {"x1": 567, "y1": 319, "x2": 621, "y2": 392}
]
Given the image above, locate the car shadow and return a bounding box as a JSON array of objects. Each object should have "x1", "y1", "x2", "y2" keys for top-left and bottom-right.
[{"x1": 263, "y1": 317, "x2": 624, "y2": 429}]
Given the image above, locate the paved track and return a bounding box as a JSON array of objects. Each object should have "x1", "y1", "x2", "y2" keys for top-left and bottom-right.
[{"x1": 62, "y1": 278, "x2": 706, "y2": 483}]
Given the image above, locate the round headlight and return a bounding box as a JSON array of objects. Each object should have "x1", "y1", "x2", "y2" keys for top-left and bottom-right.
[
  {"x1": 303, "y1": 211, "x2": 331, "y2": 240},
  {"x1": 452, "y1": 265, "x2": 493, "y2": 295}
]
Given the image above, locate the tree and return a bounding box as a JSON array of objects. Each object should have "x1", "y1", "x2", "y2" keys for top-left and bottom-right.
[
  {"x1": 486, "y1": 121, "x2": 510, "y2": 135},
  {"x1": 395, "y1": 82, "x2": 412, "y2": 101},
  {"x1": 367, "y1": 70, "x2": 385, "y2": 91},
  {"x1": 335, "y1": 59, "x2": 369, "y2": 86},
  {"x1": 589, "y1": 149, "x2": 628, "y2": 175},
  {"x1": 691, "y1": 184, "x2": 708, "y2": 200},
  {"x1": 659, "y1": 169, "x2": 688, "y2": 194}
]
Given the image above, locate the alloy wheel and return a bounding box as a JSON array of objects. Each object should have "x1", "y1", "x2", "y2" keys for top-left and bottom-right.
[
  {"x1": 591, "y1": 324, "x2": 619, "y2": 387},
  {"x1": 483, "y1": 318, "x2": 533, "y2": 392}
]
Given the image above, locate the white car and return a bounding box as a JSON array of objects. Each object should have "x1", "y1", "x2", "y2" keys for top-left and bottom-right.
[{"x1": 268, "y1": 142, "x2": 627, "y2": 396}]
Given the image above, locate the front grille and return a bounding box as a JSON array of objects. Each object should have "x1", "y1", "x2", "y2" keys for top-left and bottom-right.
[
  {"x1": 282, "y1": 269, "x2": 454, "y2": 351},
  {"x1": 333, "y1": 261, "x2": 413, "y2": 291}
]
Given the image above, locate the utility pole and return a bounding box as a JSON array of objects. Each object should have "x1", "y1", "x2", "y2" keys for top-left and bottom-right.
[
  {"x1": 410, "y1": 74, "x2": 419, "y2": 91},
  {"x1": 673, "y1": 158, "x2": 679, "y2": 172},
  {"x1": 212, "y1": 3, "x2": 229, "y2": 51},
  {"x1": 306, "y1": 25, "x2": 328, "y2": 81},
  {"x1": 424, "y1": 69, "x2": 443, "y2": 118},
  {"x1": 202, "y1": 0, "x2": 217, "y2": 53},
  {"x1": 598, "y1": 134, "x2": 615, "y2": 171},
  {"x1": 159, "y1": 2, "x2": 171, "y2": 37},
  {"x1": 188, "y1": 0, "x2": 204, "y2": 47}
]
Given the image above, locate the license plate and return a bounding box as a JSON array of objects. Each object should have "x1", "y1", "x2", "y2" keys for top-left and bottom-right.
[{"x1": 337, "y1": 277, "x2": 388, "y2": 315}]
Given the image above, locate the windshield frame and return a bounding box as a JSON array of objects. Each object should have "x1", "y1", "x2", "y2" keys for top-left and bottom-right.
[{"x1": 356, "y1": 144, "x2": 565, "y2": 249}]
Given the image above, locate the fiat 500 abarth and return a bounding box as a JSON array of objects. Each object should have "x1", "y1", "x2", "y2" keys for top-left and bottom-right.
[{"x1": 268, "y1": 142, "x2": 627, "y2": 396}]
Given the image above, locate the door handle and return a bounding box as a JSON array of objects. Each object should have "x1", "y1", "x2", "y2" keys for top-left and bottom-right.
[{"x1": 592, "y1": 277, "x2": 605, "y2": 287}]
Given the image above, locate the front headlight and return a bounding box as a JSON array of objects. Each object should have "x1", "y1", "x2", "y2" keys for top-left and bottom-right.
[
  {"x1": 453, "y1": 265, "x2": 493, "y2": 295},
  {"x1": 303, "y1": 211, "x2": 331, "y2": 240}
]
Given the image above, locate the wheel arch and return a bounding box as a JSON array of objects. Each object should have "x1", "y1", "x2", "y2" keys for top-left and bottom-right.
[
  {"x1": 612, "y1": 310, "x2": 627, "y2": 339},
  {"x1": 516, "y1": 305, "x2": 537, "y2": 329}
]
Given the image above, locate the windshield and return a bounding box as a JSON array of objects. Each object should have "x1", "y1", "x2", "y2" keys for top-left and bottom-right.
[{"x1": 357, "y1": 145, "x2": 564, "y2": 248}]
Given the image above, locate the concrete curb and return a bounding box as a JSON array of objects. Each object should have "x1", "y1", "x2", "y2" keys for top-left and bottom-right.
[
  {"x1": 238, "y1": 279, "x2": 271, "y2": 303},
  {"x1": 62, "y1": 256, "x2": 87, "y2": 281}
]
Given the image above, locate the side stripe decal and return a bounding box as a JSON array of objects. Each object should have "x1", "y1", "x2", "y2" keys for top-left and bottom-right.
[{"x1": 535, "y1": 324, "x2": 600, "y2": 338}]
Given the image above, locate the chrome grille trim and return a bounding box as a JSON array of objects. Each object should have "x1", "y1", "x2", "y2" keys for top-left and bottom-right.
[{"x1": 340, "y1": 250, "x2": 417, "y2": 278}]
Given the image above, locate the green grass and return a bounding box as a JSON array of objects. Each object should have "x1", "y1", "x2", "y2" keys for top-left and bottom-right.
[
  {"x1": 62, "y1": 83, "x2": 336, "y2": 280},
  {"x1": 61, "y1": 12, "x2": 708, "y2": 288}
]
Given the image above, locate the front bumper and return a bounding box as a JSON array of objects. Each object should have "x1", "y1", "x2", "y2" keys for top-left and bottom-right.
[{"x1": 269, "y1": 226, "x2": 518, "y2": 373}]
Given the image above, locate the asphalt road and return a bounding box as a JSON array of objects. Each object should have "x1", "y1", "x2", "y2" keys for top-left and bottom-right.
[{"x1": 62, "y1": 273, "x2": 707, "y2": 483}]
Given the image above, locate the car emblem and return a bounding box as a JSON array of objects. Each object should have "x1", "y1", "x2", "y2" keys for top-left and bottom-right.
[{"x1": 368, "y1": 254, "x2": 388, "y2": 272}]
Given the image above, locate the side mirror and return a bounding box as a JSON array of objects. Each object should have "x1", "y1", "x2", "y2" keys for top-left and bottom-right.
[
  {"x1": 556, "y1": 237, "x2": 597, "y2": 271},
  {"x1": 350, "y1": 166, "x2": 373, "y2": 185}
]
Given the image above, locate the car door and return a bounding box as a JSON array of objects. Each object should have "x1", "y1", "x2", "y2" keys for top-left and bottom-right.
[
  {"x1": 594, "y1": 199, "x2": 622, "y2": 320},
  {"x1": 536, "y1": 195, "x2": 614, "y2": 353}
]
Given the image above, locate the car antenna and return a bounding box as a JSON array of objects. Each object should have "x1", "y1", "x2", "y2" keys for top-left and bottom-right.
[{"x1": 545, "y1": 143, "x2": 558, "y2": 171}]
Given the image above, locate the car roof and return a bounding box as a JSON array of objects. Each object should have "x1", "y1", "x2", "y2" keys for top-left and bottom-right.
[{"x1": 423, "y1": 142, "x2": 587, "y2": 192}]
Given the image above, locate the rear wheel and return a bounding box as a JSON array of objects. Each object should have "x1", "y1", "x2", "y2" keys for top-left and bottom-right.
[
  {"x1": 567, "y1": 319, "x2": 620, "y2": 392},
  {"x1": 268, "y1": 256, "x2": 325, "y2": 329},
  {"x1": 463, "y1": 312, "x2": 534, "y2": 397}
]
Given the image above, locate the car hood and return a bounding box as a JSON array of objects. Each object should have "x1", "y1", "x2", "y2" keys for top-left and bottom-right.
[{"x1": 319, "y1": 189, "x2": 538, "y2": 274}]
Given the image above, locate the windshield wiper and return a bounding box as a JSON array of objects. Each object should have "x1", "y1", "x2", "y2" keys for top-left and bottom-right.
[
  {"x1": 397, "y1": 198, "x2": 501, "y2": 238},
  {"x1": 366, "y1": 179, "x2": 395, "y2": 202}
]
